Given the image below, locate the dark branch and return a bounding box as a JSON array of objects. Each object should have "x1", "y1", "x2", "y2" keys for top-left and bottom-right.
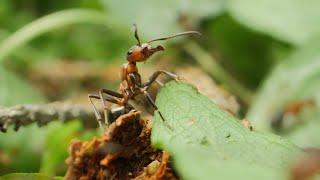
[{"x1": 0, "y1": 102, "x2": 99, "y2": 132}]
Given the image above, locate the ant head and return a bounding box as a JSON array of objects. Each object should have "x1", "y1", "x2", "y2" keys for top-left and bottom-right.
[
  {"x1": 126, "y1": 43, "x2": 164, "y2": 63},
  {"x1": 126, "y1": 24, "x2": 200, "y2": 63},
  {"x1": 126, "y1": 24, "x2": 164, "y2": 62}
]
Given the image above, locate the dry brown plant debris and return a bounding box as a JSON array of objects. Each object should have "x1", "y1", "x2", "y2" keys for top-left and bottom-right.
[{"x1": 65, "y1": 111, "x2": 177, "y2": 180}]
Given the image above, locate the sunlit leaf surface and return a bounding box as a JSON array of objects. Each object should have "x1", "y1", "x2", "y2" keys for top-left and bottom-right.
[{"x1": 152, "y1": 81, "x2": 302, "y2": 180}]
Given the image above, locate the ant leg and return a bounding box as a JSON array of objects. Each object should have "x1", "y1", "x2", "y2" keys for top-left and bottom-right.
[
  {"x1": 156, "y1": 79, "x2": 164, "y2": 87},
  {"x1": 100, "y1": 89, "x2": 123, "y2": 98},
  {"x1": 88, "y1": 94, "x2": 105, "y2": 130},
  {"x1": 143, "y1": 91, "x2": 173, "y2": 130},
  {"x1": 98, "y1": 89, "x2": 122, "y2": 126},
  {"x1": 89, "y1": 93, "x2": 123, "y2": 128},
  {"x1": 143, "y1": 70, "x2": 178, "y2": 89},
  {"x1": 143, "y1": 91, "x2": 165, "y2": 122}
]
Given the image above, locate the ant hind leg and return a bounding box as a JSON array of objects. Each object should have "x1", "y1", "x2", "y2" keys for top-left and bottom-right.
[
  {"x1": 88, "y1": 94, "x2": 105, "y2": 130},
  {"x1": 100, "y1": 89, "x2": 123, "y2": 98},
  {"x1": 98, "y1": 89, "x2": 123, "y2": 126}
]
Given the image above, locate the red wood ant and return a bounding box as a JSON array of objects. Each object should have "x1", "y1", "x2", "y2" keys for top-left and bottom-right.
[{"x1": 88, "y1": 24, "x2": 200, "y2": 128}]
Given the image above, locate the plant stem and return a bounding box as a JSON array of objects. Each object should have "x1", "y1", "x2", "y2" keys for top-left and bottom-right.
[{"x1": 184, "y1": 41, "x2": 253, "y2": 105}]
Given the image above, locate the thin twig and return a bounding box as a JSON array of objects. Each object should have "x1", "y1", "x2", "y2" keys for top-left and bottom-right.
[
  {"x1": 0, "y1": 102, "x2": 98, "y2": 132},
  {"x1": 184, "y1": 41, "x2": 253, "y2": 105}
]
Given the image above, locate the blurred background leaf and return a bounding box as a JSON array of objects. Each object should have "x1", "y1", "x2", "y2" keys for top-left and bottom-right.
[
  {"x1": 102, "y1": 0, "x2": 226, "y2": 38},
  {"x1": 247, "y1": 37, "x2": 320, "y2": 129},
  {"x1": 0, "y1": 125, "x2": 47, "y2": 174},
  {"x1": 247, "y1": 36, "x2": 320, "y2": 148},
  {"x1": 0, "y1": 121, "x2": 96, "y2": 175},
  {"x1": 228, "y1": 0, "x2": 320, "y2": 45},
  {"x1": 1, "y1": 173, "x2": 62, "y2": 180},
  {"x1": 203, "y1": 15, "x2": 292, "y2": 88},
  {"x1": 0, "y1": 9, "x2": 130, "y2": 62},
  {"x1": 0, "y1": 65, "x2": 45, "y2": 106},
  {"x1": 40, "y1": 121, "x2": 97, "y2": 176}
]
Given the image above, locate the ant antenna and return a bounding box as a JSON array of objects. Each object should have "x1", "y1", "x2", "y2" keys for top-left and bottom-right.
[
  {"x1": 133, "y1": 24, "x2": 141, "y2": 46},
  {"x1": 147, "y1": 31, "x2": 201, "y2": 43}
]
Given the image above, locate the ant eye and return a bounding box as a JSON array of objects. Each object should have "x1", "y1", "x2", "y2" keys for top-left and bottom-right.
[{"x1": 127, "y1": 50, "x2": 133, "y2": 55}]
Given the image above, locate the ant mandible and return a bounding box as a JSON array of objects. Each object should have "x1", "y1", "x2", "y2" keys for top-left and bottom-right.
[{"x1": 88, "y1": 24, "x2": 200, "y2": 129}]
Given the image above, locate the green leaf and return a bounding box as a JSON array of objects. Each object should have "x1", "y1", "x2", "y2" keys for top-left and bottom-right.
[
  {"x1": 247, "y1": 37, "x2": 320, "y2": 132},
  {"x1": 1, "y1": 173, "x2": 61, "y2": 180},
  {"x1": 40, "y1": 121, "x2": 81, "y2": 176},
  {"x1": 0, "y1": 121, "x2": 96, "y2": 175},
  {"x1": 102, "y1": 0, "x2": 226, "y2": 38},
  {"x1": 228, "y1": 0, "x2": 320, "y2": 45},
  {"x1": 170, "y1": 147, "x2": 287, "y2": 180},
  {"x1": 40, "y1": 121, "x2": 97, "y2": 176},
  {"x1": 0, "y1": 65, "x2": 45, "y2": 106},
  {"x1": 151, "y1": 81, "x2": 302, "y2": 180},
  {"x1": 0, "y1": 125, "x2": 46, "y2": 173}
]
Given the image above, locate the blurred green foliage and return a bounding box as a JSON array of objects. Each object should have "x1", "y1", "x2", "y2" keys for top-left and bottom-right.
[
  {"x1": 40, "y1": 121, "x2": 97, "y2": 176},
  {"x1": 0, "y1": 66, "x2": 44, "y2": 106},
  {"x1": 0, "y1": 121, "x2": 96, "y2": 176},
  {"x1": 205, "y1": 15, "x2": 291, "y2": 87},
  {"x1": 0, "y1": 0, "x2": 319, "y2": 178},
  {"x1": 1, "y1": 173, "x2": 62, "y2": 180},
  {"x1": 248, "y1": 37, "x2": 320, "y2": 130},
  {"x1": 102, "y1": 0, "x2": 225, "y2": 38},
  {"x1": 228, "y1": 0, "x2": 320, "y2": 45},
  {"x1": 0, "y1": 125, "x2": 47, "y2": 173}
]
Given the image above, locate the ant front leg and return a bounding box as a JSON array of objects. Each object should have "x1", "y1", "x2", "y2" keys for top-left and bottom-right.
[
  {"x1": 143, "y1": 70, "x2": 179, "y2": 90},
  {"x1": 98, "y1": 89, "x2": 123, "y2": 126},
  {"x1": 143, "y1": 90, "x2": 173, "y2": 130},
  {"x1": 142, "y1": 90, "x2": 165, "y2": 121}
]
